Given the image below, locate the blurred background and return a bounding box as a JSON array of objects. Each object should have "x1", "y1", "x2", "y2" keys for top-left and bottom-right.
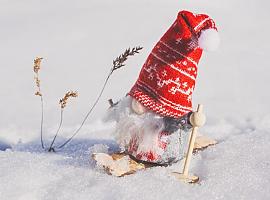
[{"x1": 0, "y1": 0, "x2": 269, "y2": 143}]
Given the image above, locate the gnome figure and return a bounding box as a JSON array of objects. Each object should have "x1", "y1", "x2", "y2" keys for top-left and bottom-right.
[{"x1": 93, "y1": 10, "x2": 219, "y2": 176}]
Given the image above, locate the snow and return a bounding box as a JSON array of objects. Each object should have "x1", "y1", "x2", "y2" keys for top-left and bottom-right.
[{"x1": 1, "y1": 0, "x2": 270, "y2": 199}]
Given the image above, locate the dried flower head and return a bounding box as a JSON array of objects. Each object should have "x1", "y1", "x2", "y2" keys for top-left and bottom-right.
[
  {"x1": 33, "y1": 57, "x2": 43, "y2": 97},
  {"x1": 34, "y1": 76, "x2": 40, "y2": 87},
  {"x1": 34, "y1": 57, "x2": 43, "y2": 73},
  {"x1": 35, "y1": 91, "x2": 42, "y2": 96},
  {"x1": 112, "y1": 46, "x2": 143, "y2": 73},
  {"x1": 59, "y1": 91, "x2": 78, "y2": 109}
]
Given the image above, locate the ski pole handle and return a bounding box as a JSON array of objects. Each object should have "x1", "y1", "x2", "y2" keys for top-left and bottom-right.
[
  {"x1": 197, "y1": 104, "x2": 203, "y2": 113},
  {"x1": 189, "y1": 104, "x2": 205, "y2": 127}
]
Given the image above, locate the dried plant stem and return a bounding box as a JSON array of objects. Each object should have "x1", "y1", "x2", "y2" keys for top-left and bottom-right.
[
  {"x1": 40, "y1": 96, "x2": 45, "y2": 149},
  {"x1": 57, "y1": 72, "x2": 112, "y2": 149},
  {"x1": 33, "y1": 56, "x2": 79, "y2": 151},
  {"x1": 48, "y1": 91, "x2": 78, "y2": 151},
  {"x1": 48, "y1": 108, "x2": 64, "y2": 152},
  {"x1": 37, "y1": 76, "x2": 45, "y2": 149}
]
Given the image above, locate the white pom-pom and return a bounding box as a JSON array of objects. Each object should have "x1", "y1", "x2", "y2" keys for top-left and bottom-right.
[{"x1": 198, "y1": 29, "x2": 220, "y2": 51}]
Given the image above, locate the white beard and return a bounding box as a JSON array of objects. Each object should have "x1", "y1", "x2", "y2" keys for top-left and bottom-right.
[{"x1": 108, "y1": 96, "x2": 165, "y2": 154}]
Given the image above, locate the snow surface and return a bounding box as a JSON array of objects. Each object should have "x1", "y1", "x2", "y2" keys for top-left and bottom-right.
[{"x1": 1, "y1": 0, "x2": 270, "y2": 199}]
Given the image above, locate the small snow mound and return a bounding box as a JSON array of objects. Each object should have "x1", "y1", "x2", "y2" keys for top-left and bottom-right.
[
  {"x1": 88, "y1": 144, "x2": 109, "y2": 155},
  {"x1": 0, "y1": 140, "x2": 11, "y2": 151}
]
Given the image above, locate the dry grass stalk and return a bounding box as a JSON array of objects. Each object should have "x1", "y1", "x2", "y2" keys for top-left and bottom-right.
[
  {"x1": 33, "y1": 57, "x2": 79, "y2": 151},
  {"x1": 33, "y1": 57, "x2": 45, "y2": 149},
  {"x1": 59, "y1": 91, "x2": 78, "y2": 109},
  {"x1": 48, "y1": 91, "x2": 78, "y2": 152}
]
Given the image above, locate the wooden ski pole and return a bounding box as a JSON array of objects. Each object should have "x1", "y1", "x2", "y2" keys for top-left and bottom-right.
[{"x1": 172, "y1": 104, "x2": 204, "y2": 183}]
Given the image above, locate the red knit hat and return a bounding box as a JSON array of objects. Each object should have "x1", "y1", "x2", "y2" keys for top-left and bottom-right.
[{"x1": 129, "y1": 10, "x2": 218, "y2": 118}]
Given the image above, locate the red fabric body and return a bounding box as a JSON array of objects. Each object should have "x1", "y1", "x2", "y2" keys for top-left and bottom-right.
[
  {"x1": 129, "y1": 10, "x2": 217, "y2": 118},
  {"x1": 127, "y1": 131, "x2": 169, "y2": 163}
]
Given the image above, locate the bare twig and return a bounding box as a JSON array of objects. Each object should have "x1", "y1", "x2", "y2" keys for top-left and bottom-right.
[{"x1": 56, "y1": 46, "x2": 143, "y2": 149}]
